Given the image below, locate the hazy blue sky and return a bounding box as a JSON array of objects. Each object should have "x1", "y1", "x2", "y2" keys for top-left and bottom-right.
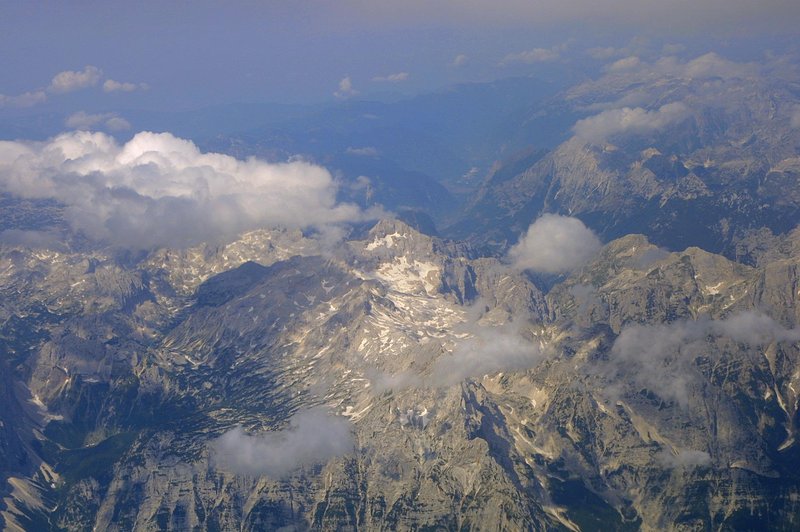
[{"x1": 1, "y1": 0, "x2": 798, "y2": 110}]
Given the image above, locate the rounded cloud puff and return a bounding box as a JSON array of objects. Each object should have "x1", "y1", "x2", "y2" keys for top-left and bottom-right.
[
  {"x1": 0, "y1": 131, "x2": 362, "y2": 249},
  {"x1": 509, "y1": 214, "x2": 601, "y2": 273}
]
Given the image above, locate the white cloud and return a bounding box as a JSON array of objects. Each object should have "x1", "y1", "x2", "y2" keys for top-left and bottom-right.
[
  {"x1": 606, "y1": 56, "x2": 641, "y2": 72},
  {"x1": 212, "y1": 408, "x2": 353, "y2": 478},
  {"x1": 48, "y1": 66, "x2": 103, "y2": 93},
  {"x1": 658, "y1": 449, "x2": 711, "y2": 469},
  {"x1": 573, "y1": 102, "x2": 691, "y2": 143},
  {"x1": 609, "y1": 312, "x2": 800, "y2": 406},
  {"x1": 0, "y1": 130, "x2": 364, "y2": 249},
  {"x1": 1, "y1": 67, "x2": 145, "y2": 107},
  {"x1": 709, "y1": 311, "x2": 800, "y2": 344},
  {"x1": 103, "y1": 79, "x2": 148, "y2": 92},
  {"x1": 509, "y1": 214, "x2": 602, "y2": 273},
  {"x1": 65, "y1": 111, "x2": 131, "y2": 131},
  {"x1": 334, "y1": 76, "x2": 358, "y2": 99},
  {"x1": 452, "y1": 54, "x2": 469, "y2": 67},
  {"x1": 0, "y1": 90, "x2": 47, "y2": 108},
  {"x1": 679, "y1": 52, "x2": 755, "y2": 79},
  {"x1": 619, "y1": 52, "x2": 758, "y2": 81},
  {"x1": 430, "y1": 321, "x2": 544, "y2": 387},
  {"x1": 372, "y1": 72, "x2": 409, "y2": 82}
]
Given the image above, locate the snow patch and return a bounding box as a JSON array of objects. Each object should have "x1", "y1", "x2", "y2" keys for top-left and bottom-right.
[{"x1": 366, "y1": 231, "x2": 405, "y2": 251}]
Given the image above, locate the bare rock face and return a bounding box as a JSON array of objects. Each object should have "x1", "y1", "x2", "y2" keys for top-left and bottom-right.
[
  {"x1": 451, "y1": 67, "x2": 800, "y2": 261},
  {"x1": 1, "y1": 219, "x2": 800, "y2": 530}
]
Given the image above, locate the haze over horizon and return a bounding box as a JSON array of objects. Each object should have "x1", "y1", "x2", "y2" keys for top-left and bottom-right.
[{"x1": 1, "y1": 0, "x2": 798, "y2": 114}]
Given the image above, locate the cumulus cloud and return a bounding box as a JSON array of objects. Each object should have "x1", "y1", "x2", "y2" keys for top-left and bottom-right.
[
  {"x1": 1, "y1": 67, "x2": 145, "y2": 108},
  {"x1": 573, "y1": 102, "x2": 691, "y2": 143},
  {"x1": 48, "y1": 66, "x2": 103, "y2": 93},
  {"x1": 212, "y1": 408, "x2": 354, "y2": 478},
  {"x1": 0, "y1": 130, "x2": 363, "y2": 249},
  {"x1": 430, "y1": 321, "x2": 545, "y2": 386},
  {"x1": 452, "y1": 54, "x2": 469, "y2": 67},
  {"x1": 608, "y1": 311, "x2": 800, "y2": 406},
  {"x1": 334, "y1": 76, "x2": 358, "y2": 99},
  {"x1": 103, "y1": 79, "x2": 149, "y2": 92},
  {"x1": 372, "y1": 72, "x2": 409, "y2": 82},
  {"x1": 65, "y1": 111, "x2": 131, "y2": 131},
  {"x1": 509, "y1": 214, "x2": 602, "y2": 273}
]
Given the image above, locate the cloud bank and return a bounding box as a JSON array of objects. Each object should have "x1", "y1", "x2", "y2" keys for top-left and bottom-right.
[
  {"x1": 212, "y1": 408, "x2": 354, "y2": 478},
  {"x1": 509, "y1": 214, "x2": 602, "y2": 273},
  {"x1": 0, "y1": 131, "x2": 363, "y2": 249}
]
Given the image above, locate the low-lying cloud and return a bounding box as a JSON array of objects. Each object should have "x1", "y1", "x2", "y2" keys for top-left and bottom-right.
[
  {"x1": 608, "y1": 311, "x2": 800, "y2": 406},
  {"x1": 430, "y1": 321, "x2": 545, "y2": 386},
  {"x1": 0, "y1": 130, "x2": 364, "y2": 249},
  {"x1": 212, "y1": 408, "x2": 354, "y2": 478},
  {"x1": 509, "y1": 214, "x2": 602, "y2": 273},
  {"x1": 658, "y1": 449, "x2": 711, "y2": 469},
  {"x1": 573, "y1": 102, "x2": 691, "y2": 144}
]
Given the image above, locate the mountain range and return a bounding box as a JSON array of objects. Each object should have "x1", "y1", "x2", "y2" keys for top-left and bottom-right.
[{"x1": 2, "y1": 52, "x2": 800, "y2": 530}]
